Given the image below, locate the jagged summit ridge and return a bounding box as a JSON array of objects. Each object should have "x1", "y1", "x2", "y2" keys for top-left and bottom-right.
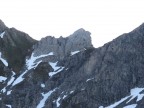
[{"x1": 33, "y1": 28, "x2": 93, "y2": 59}]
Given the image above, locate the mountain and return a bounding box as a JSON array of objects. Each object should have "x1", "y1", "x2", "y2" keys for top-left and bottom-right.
[
  {"x1": 0, "y1": 20, "x2": 37, "y2": 73},
  {"x1": 0, "y1": 20, "x2": 144, "y2": 108}
]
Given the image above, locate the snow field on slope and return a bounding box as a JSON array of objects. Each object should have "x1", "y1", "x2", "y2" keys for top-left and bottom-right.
[
  {"x1": 49, "y1": 62, "x2": 64, "y2": 77},
  {"x1": 12, "y1": 52, "x2": 54, "y2": 86},
  {"x1": 0, "y1": 52, "x2": 8, "y2": 66},
  {"x1": 105, "y1": 87, "x2": 144, "y2": 108}
]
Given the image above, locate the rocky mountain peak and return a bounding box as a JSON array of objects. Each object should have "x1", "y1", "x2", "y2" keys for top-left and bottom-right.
[
  {"x1": 71, "y1": 28, "x2": 90, "y2": 35},
  {"x1": 33, "y1": 28, "x2": 93, "y2": 60},
  {"x1": 66, "y1": 28, "x2": 92, "y2": 52},
  {"x1": 68, "y1": 28, "x2": 91, "y2": 42},
  {"x1": 0, "y1": 19, "x2": 7, "y2": 32}
]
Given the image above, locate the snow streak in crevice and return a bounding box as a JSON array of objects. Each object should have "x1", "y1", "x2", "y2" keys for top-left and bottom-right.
[{"x1": 37, "y1": 88, "x2": 56, "y2": 108}]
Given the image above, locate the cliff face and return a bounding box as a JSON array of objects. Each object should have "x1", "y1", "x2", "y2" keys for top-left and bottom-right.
[
  {"x1": 33, "y1": 28, "x2": 92, "y2": 60},
  {"x1": 1, "y1": 20, "x2": 144, "y2": 108}
]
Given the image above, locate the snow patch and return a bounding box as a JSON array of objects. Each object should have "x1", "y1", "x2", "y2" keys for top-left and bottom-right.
[
  {"x1": 12, "y1": 70, "x2": 27, "y2": 86},
  {"x1": 7, "y1": 71, "x2": 15, "y2": 86},
  {"x1": 86, "y1": 77, "x2": 94, "y2": 82},
  {"x1": 26, "y1": 52, "x2": 53, "y2": 70},
  {"x1": 47, "y1": 52, "x2": 54, "y2": 56},
  {"x1": 0, "y1": 31, "x2": 5, "y2": 38},
  {"x1": 12, "y1": 52, "x2": 53, "y2": 86},
  {"x1": 123, "y1": 104, "x2": 137, "y2": 108},
  {"x1": 71, "y1": 51, "x2": 80, "y2": 56},
  {"x1": 6, "y1": 105, "x2": 12, "y2": 108},
  {"x1": 63, "y1": 95, "x2": 67, "y2": 99},
  {"x1": 99, "y1": 106, "x2": 104, "y2": 108},
  {"x1": 127, "y1": 88, "x2": 144, "y2": 103},
  {"x1": 37, "y1": 88, "x2": 56, "y2": 108},
  {"x1": 49, "y1": 62, "x2": 60, "y2": 71},
  {"x1": 55, "y1": 92, "x2": 68, "y2": 107},
  {"x1": 49, "y1": 62, "x2": 64, "y2": 77},
  {"x1": 0, "y1": 76, "x2": 7, "y2": 82},
  {"x1": 1, "y1": 71, "x2": 15, "y2": 93},
  {"x1": 106, "y1": 96, "x2": 130, "y2": 108},
  {"x1": 106, "y1": 87, "x2": 144, "y2": 108},
  {"x1": 0, "y1": 52, "x2": 8, "y2": 66},
  {"x1": 7, "y1": 90, "x2": 12, "y2": 95},
  {"x1": 1, "y1": 87, "x2": 6, "y2": 93},
  {"x1": 56, "y1": 97, "x2": 61, "y2": 107},
  {"x1": 70, "y1": 90, "x2": 74, "y2": 94},
  {"x1": 41, "y1": 84, "x2": 45, "y2": 88}
]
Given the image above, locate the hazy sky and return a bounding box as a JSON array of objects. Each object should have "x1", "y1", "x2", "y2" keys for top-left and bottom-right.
[{"x1": 0, "y1": 0, "x2": 144, "y2": 47}]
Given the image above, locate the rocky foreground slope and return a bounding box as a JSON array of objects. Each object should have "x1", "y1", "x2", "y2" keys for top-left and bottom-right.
[{"x1": 0, "y1": 20, "x2": 144, "y2": 108}]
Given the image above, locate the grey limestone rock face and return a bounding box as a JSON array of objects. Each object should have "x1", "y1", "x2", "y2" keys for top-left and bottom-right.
[
  {"x1": 65, "y1": 28, "x2": 92, "y2": 53},
  {"x1": 33, "y1": 28, "x2": 93, "y2": 60}
]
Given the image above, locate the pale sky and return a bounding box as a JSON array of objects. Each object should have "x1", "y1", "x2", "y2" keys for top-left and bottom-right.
[{"x1": 0, "y1": 0, "x2": 144, "y2": 47}]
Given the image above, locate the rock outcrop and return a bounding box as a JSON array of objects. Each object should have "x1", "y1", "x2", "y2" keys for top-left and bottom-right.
[
  {"x1": 33, "y1": 28, "x2": 92, "y2": 60},
  {"x1": 0, "y1": 21, "x2": 37, "y2": 72}
]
